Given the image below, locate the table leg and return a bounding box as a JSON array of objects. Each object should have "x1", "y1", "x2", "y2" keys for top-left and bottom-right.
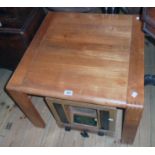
[
  {"x1": 8, "y1": 90, "x2": 45, "y2": 128},
  {"x1": 121, "y1": 106, "x2": 143, "y2": 144}
]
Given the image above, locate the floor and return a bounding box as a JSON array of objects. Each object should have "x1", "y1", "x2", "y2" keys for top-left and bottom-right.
[{"x1": 0, "y1": 37, "x2": 155, "y2": 147}]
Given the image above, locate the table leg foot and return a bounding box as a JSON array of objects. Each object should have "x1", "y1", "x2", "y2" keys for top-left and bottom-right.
[{"x1": 121, "y1": 106, "x2": 143, "y2": 144}]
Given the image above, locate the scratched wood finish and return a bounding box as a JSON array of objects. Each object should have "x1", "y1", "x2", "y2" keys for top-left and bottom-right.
[{"x1": 6, "y1": 12, "x2": 144, "y2": 144}]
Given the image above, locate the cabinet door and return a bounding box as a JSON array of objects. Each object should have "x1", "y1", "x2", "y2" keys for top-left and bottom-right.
[
  {"x1": 46, "y1": 98, "x2": 69, "y2": 125},
  {"x1": 53, "y1": 102, "x2": 69, "y2": 124},
  {"x1": 99, "y1": 109, "x2": 116, "y2": 132},
  {"x1": 99, "y1": 108, "x2": 123, "y2": 139}
]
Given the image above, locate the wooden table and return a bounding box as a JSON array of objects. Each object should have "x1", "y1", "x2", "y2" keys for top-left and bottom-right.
[{"x1": 6, "y1": 12, "x2": 144, "y2": 144}]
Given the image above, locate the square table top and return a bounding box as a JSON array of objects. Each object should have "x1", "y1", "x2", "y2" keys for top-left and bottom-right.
[{"x1": 7, "y1": 12, "x2": 144, "y2": 108}]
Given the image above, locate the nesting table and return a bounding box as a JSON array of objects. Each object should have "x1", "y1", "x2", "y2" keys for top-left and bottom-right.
[{"x1": 6, "y1": 12, "x2": 144, "y2": 144}]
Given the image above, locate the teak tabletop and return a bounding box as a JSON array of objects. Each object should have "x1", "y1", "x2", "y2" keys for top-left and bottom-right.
[{"x1": 6, "y1": 12, "x2": 144, "y2": 144}]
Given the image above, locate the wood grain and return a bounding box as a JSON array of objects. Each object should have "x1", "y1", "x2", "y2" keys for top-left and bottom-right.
[
  {"x1": 127, "y1": 16, "x2": 144, "y2": 106},
  {"x1": 7, "y1": 12, "x2": 134, "y2": 107},
  {"x1": 6, "y1": 12, "x2": 144, "y2": 144},
  {"x1": 121, "y1": 16, "x2": 144, "y2": 144}
]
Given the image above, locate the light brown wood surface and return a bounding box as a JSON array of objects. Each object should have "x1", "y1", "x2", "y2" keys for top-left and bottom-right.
[
  {"x1": 2, "y1": 31, "x2": 154, "y2": 147},
  {"x1": 7, "y1": 12, "x2": 134, "y2": 107},
  {"x1": 122, "y1": 16, "x2": 144, "y2": 144},
  {"x1": 6, "y1": 12, "x2": 144, "y2": 144}
]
